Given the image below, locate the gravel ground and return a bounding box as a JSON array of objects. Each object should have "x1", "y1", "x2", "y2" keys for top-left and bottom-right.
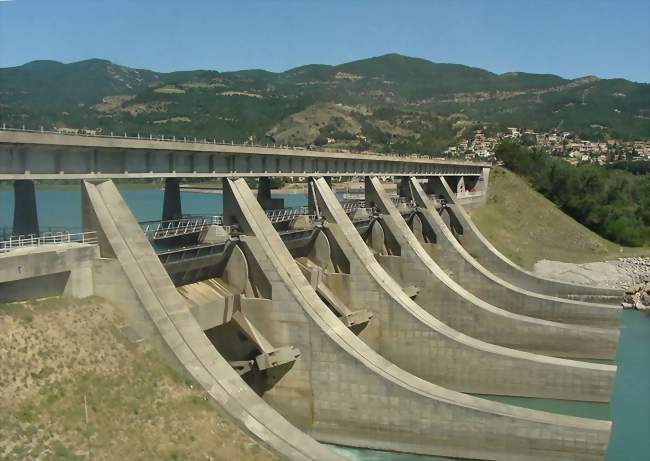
[{"x1": 534, "y1": 257, "x2": 650, "y2": 290}]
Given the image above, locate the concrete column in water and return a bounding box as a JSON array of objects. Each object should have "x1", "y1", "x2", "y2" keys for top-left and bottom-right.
[
  {"x1": 398, "y1": 176, "x2": 411, "y2": 198},
  {"x1": 162, "y1": 178, "x2": 182, "y2": 221},
  {"x1": 13, "y1": 180, "x2": 39, "y2": 236},
  {"x1": 425, "y1": 176, "x2": 445, "y2": 198},
  {"x1": 257, "y1": 177, "x2": 284, "y2": 211}
]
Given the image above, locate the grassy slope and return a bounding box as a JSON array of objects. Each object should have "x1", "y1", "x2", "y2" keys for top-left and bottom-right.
[
  {"x1": 0, "y1": 297, "x2": 277, "y2": 461},
  {"x1": 470, "y1": 167, "x2": 650, "y2": 270}
]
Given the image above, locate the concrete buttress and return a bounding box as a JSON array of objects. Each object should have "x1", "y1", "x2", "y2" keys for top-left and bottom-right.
[
  {"x1": 400, "y1": 177, "x2": 619, "y2": 360},
  {"x1": 309, "y1": 178, "x2": 616, "y2": 399},
  {"x1": 413, "y1": 177, "x2": 622, "y2": 327},
  {"x1": 219, "y1": 177, "x2": 612, "y2": 461},
  {"x1": 431, "y1": 176, "x2": 622, "y2": 303},
  {"x1": 81, "y1": 179, "x2": 346, "y2": 461}
]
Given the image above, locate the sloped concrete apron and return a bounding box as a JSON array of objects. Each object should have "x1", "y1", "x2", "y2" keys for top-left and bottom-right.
[
  {"x1": 402, "y1": 177, "x2": 620, "y2": 359},
  {"x1": 314, "y1": 178, "x2": 618, "y2": 373},
  {"x1": 434, "y1": 176, "x2": 622, "y2": 304},
  {"x1": 410, "y1": 177, "x2": 621, "y2": 327},
  {"x1": 224, "y1": 177, "x2": 611, "y2": 461},
  {"x1": 82, "y1": 179, "x2": 345, "y2": 461}
]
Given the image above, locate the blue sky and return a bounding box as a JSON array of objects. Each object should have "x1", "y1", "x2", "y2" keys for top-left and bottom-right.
[{"x1": 0, "y1": 0, "x2": 648, "y2": 82}]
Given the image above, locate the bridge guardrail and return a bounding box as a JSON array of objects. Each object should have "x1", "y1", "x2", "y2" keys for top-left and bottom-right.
[
  {"x1": 0, "y1": 231, "x2": 98, "y2": 253},
  {"x1": 0, "y1": 125, "x2": 488, "y2": 164}
]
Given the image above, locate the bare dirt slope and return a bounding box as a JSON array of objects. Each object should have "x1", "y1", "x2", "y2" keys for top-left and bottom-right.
[{"x1": 0, "y1": 297, "x2": 277, "y2": 461}]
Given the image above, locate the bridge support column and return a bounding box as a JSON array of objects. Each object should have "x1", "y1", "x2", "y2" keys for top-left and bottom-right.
[
  {"x1": 256, "y1": 177, "x2": 284, "y2": 211},
  {"x1": 307, "y1": 176, "x2": 331, "y2": 216},
  {"x1": 13, "y1": 180, "x2": 39, "y2": 236},
  {"x1": 425, "y1": 176, "x2": 446, "y2": 199},
  {"x1": 464, "y1": 175, "x2": 479, "y2": 193},
  {"x1": 398, "y1": 176, "x2": 411, "y2": 199},
  {"x1": 480, "y1": 166, "x2": 491, "y2": 193},
  {"x1": 162, "y1": 178, "x2": 182, "y2": 221}
]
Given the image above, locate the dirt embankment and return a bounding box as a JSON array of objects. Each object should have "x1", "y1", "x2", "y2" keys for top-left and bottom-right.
[{"x1": 0, "y1": 297, "x2": 276, "y2": 461}]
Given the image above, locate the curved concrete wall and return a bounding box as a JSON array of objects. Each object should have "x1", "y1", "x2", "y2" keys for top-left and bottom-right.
[
  {"x1": 368, "y1": 178, "x2": 620, "y2": 328},
  {"x1": 405, "y1": 177, "x2": 619, "y2": 359},
  {"x1": 415, "y1": 179, "x2": 621, "y2": 326},
  {"x1": 224, "y1": 177, "x2": 612, "y2": 461},
  {"x1": 435, "y1": 176, "x2": 621, "y2": 303},
  {"x1": 81, "y1": 179, "x2": 345, "y2": 461},
  {"x1": 314, "y1": 179, "x2": 618, "y2": 365}
]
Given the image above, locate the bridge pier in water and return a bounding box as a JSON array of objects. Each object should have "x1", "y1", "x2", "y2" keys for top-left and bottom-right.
[
  {"x1": 12, "y1": 179, "x2": 39, "y2": 236},
  {"x1": 257, "y1": 177, "x2": 285, "y2": 211},
  {"x1": 162, "y1": 178, "x2": 183, "y2": 221}
]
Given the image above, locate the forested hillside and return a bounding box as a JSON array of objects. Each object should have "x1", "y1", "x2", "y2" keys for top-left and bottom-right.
[
  {"x1": 1, "y1": 54, "x2": 648, "y2": 154},
  {"x1": 495, "y1": 140, "x2": 650, "y2": 247}
]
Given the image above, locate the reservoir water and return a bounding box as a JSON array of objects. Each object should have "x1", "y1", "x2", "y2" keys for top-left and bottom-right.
[{"x1": 1, "y1": 187, "x2": 648, "y2": 460}]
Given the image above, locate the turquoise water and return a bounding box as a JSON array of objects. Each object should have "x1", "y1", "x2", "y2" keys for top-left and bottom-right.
[
  {"x1": 0, "y1": 188, "x2": 308, "y2": 231},
  {"x1": 1, "y1": 187, "x2": 648, "y2": 460}
]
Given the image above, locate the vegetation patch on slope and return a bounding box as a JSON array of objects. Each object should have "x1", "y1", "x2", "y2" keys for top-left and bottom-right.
[
  {"x1": 0, "y1": 297, "x2": 276, "y2": 461},
  {"x1": 470, "y1": 167, "x2": 650, "y2": 269}
]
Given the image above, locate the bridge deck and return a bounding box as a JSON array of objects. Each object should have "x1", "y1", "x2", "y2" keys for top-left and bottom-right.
[{"x1": 0, "y1": 129, "x2": 488, "y2": 179}]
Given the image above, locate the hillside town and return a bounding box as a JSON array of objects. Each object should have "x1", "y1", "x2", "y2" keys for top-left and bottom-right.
[{"x1": 448, "y1": 127, "x2": 650, "y2": 165}]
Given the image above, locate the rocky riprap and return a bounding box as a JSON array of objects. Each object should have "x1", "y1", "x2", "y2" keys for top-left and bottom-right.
[
  {"x1": 615, "y1": 257, "x2": 650, "y2": 289},
  {"x1": 623, "y1": 282, "x2": 650, "y2": 311}
]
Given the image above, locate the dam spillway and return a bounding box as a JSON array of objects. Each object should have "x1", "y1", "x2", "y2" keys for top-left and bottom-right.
[{"x1": 0, "y1": 131, "x2": 627, "y2": 460}]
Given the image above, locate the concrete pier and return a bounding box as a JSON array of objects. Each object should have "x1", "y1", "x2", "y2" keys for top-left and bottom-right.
[
  {"x1": 309, "y1": 178, "x2": 616, "y2": 397},
  {"x1": 162, "y1": 178, "x2": 183, "y2": 221},
  {"x1": 364, "y1": 177, "x2": 619, "y2": 361},
  {"x1": 82, "y1": 179, "x2": 344, "y2": 461},
  {"x1": 214, "y1": 177, "x2": 612, "y2": 460},
  {"x1": 13, "y1": 179, "x2": 39, "y2": 236},
  {"x1": 418, "y1": 177, "x2": 622, "y2": 326},
  {"x1": 257, "y1": 177, "x2": 285, "y2": 210}
]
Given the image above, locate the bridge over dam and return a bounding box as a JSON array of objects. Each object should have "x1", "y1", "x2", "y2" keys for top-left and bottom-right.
[{"x1": 0, "y1": 130, "x2": 623, "y2": 461}]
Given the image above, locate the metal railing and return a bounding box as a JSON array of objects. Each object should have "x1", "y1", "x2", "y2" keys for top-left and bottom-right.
[
  {"x1": 141, "y1": 206, "x2": 313, "y2": 239},
  {"x1": 0, "y1": 231, "x2": 98, "y2": 253},
  {"x1": 142, "y1": 216, "x2": 223, "y2": 239},
  {"x1": 0, "y1": 125, "x2": 487, "y2": 164},
  {"x1": 266, "y1": 206, "x2": 310, "y2": 224},
  {"x1": 390, "y1": 196, "x2": 412, "y2": 206},
  {"x1": 341, "y1": 201, "x2": 365, "y2": 214},
  {"x1": 341, "y1": 192, "x2": 365, "y2": 201}
]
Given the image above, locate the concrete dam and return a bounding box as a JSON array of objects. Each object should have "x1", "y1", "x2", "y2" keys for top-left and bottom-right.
[{"x1": 0, "y1": 130, "x2": 623, "y2": 460}]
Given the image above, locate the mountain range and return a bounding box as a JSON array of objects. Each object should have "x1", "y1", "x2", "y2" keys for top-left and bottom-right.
[{"x1": 1, "y1": 54, "x2": 648, "y2": 154}]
